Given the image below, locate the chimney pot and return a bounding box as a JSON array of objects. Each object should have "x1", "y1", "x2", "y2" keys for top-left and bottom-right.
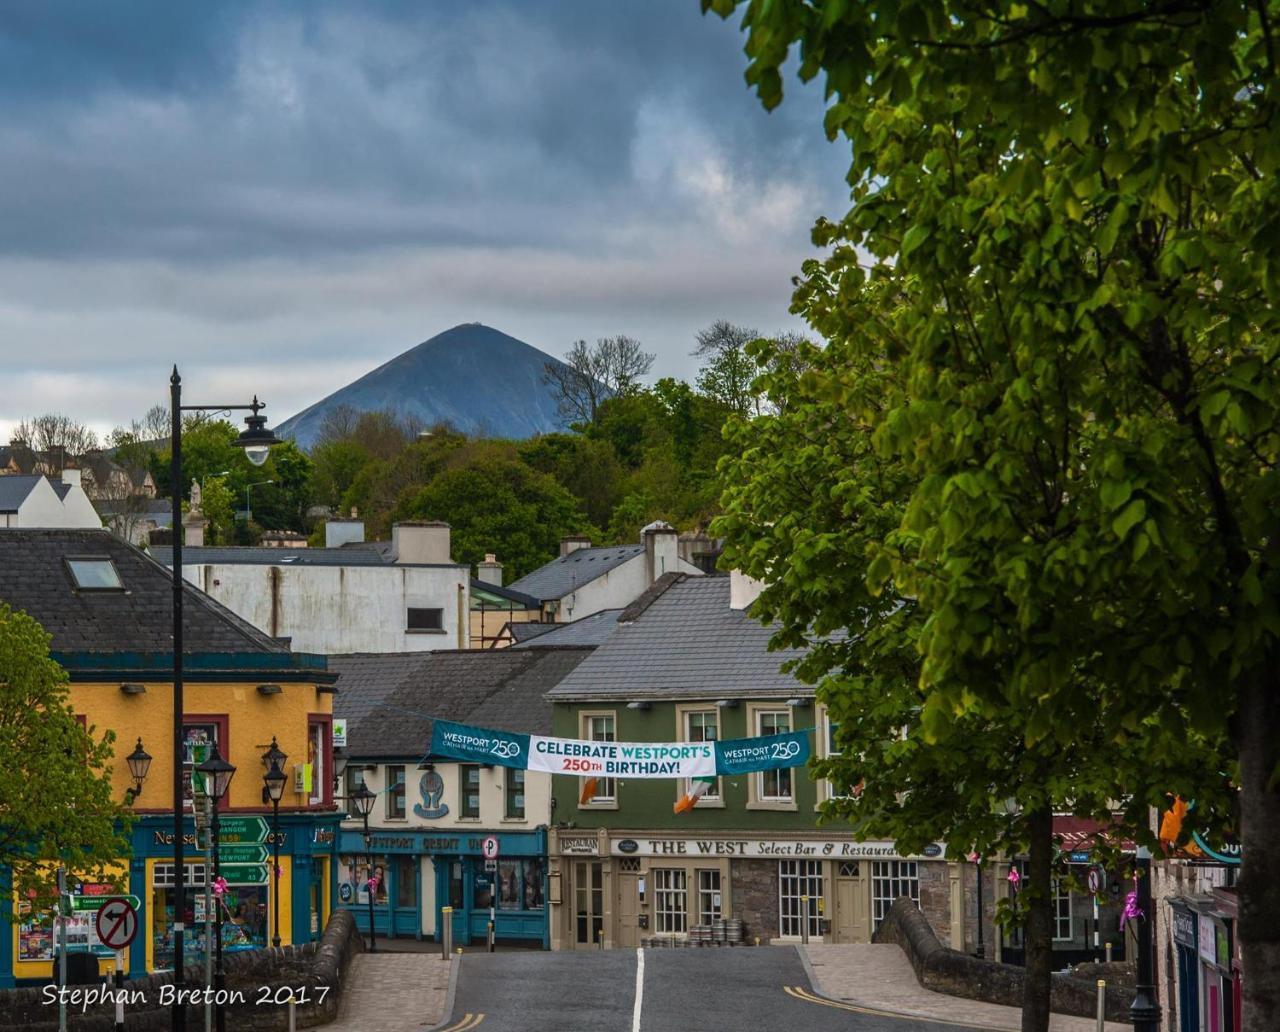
[{"x1": 560, "y1": 535, "x2": 592, "y2": 557}]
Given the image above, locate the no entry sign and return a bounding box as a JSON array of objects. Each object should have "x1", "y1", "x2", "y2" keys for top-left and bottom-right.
[{"x1": 95, "y1": 897, "x2": 139, "y2": 951}]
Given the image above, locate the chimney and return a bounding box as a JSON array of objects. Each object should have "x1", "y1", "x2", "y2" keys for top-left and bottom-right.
[
  {"x1": 325, "y1": 518, "x2": 365, "y2": 548},
  {"x1": 476, "y1": 553, "x2": 503, "y2": 586},
  {"x1": 560, "y1": 534, "x2": 592, "y2": 557},
  {"x1": 61, "y1": 468, "x2": 82, "y2": 488},
  {"x1": 393, "y1": 520, "x2": 452, "y2": 564},
  {"x1": 729, "y1": 569, "x2": 767, "y2": 611},
  {"x1": 641, "y1": 520, "x2": 678, "y2": 585}
]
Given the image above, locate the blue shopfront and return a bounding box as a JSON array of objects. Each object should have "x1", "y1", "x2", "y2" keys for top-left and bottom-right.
[
  {"x1": 1, "y1": 812, "x2": 342, "y2": 988},
  {"x1": 1171, "y1": 901, "x2": 1200, "y2": 1032},
  {"x1": 338, "y1": 827, "x2": 548, "y2": 948}
]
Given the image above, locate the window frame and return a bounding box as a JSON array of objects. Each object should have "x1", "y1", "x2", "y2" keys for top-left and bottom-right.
[
  {"x1": 385, "y1": 764, "x2": 406, "y2": 820},
  {"x1": 653, "y1": 868, "x2": 688, "y2": 935},
  {"x1": 676, "y1": 705, "x2": 722, "y2": 806},
  {"x1": 747, "y1": 704, "x2": 796, "y2": 810},
  {"x1": 778, "y1": 859, "x2": 824, "y2": 938},
  {"x1": 344, "y1": 765, "x2": 366, "y2": 806},
  {"x1": 64, "y1": 556, "x2": 124, "y2": 591},
  {"x1": 504, "y1": 766, "x2": 525, "y2": 820},
  {"x1": 307, "y1": 714, "x2": 333, "y2": 807},
  {"x1": 406, "y1": 606, "x2": 445, "y2": 633},
  {"x1": 460, "y1": 764, "x2": 481, "y2": 820},
  {"x1": 182, "y1": 715, "x2": 230, "y2": 809},
  {"x1": 578, "y1": 710, "x2": 617, "y2": 808},
  {"x1": 696, "y1": 869, "x2": 722, "y2": 925},
  {"x1": 1052, "y1": 878, "x2": 1074, "y2": 942},
  {"x1": 871, "y1": 860, "x2": 920, "y2": 932}
]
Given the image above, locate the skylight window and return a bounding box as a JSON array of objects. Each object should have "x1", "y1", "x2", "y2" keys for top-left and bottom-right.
[{"x1": 66, "y1": 557, "x2": 124, "y2": 591}]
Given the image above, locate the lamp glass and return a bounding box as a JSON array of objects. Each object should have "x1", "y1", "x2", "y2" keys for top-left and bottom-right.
[
  {"x1": 263, "y1": 761, "x2": 287, "y2": 803},
  {"x1": 261, "y1": 736, "x2": 288, "y2": 770},
  {"x1": 126, "y1": 738, "x2": 153, "y2": 782},
  {"x1": 352, "y1": 782, "x2": 376, "y2": 818},
  {"x1": 197, "y1": 745, "x2": 237, "y2": 801},
  {"x1": 244, "y1": 444, "x2": 270, "y2": 466}
]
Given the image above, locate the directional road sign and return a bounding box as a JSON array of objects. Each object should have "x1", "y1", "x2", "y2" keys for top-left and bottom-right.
[
  {"x1": 221, "y1": 863, "x2": 269, "y2": 884},
  {"x1": 72, "y1": 894, "x2": 140, "y2": 912},
  {"x1": 95, "y1": 898, "x2": 139, "y2": 950},
  {"x1": 219, "y1": 843, "x2": 270, "y2": 865},
  {"x1": 218, "y1": 817, "x2": 269, "y2": 844}
]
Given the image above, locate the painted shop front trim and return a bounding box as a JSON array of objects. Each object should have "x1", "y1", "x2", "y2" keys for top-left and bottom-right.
[{"x1": 337, "y1": 827, "x2": 548, "y2": 948}]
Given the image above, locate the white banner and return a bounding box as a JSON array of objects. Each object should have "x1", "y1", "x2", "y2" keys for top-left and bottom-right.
[{"x1": 526, "y1": 735, "x2": 716, "y2": 779}]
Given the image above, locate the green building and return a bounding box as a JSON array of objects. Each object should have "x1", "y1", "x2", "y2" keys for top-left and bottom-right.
[{"x1": 543, "y1": 572, "x2": 959, "y2": 951}]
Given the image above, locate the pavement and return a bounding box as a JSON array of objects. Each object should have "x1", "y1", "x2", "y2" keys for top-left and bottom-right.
[
  {"x1": 802, "y1": 943, "x2": 1130, "y2": 1032},
  {"x1": 326, "y1": 951, "x2": 452, "y2": 1032},
  {"x1": 439, "y1": 946, "x2": 994, "y2": 1032}
]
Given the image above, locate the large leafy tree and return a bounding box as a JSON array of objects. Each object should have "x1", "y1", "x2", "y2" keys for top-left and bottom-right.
[
  {"x1": 706, "y1": 1, "x2": 1279, "y2": 1027},
  {"x1": 0, "y1": 605, "x2": 131, "y2": 912}
]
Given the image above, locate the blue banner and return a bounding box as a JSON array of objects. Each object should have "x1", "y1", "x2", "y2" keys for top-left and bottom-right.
[
  {"x1": 714, "y1": 729, "x2": 811, "y2": 777},
  {"x1": 431, "y1": 719, "x2": 529, "y2": 769}
]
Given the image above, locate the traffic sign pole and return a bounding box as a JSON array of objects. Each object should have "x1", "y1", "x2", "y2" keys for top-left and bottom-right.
[{"x1": 114, "y1": 950, "x2": 125, "y2": 1032}]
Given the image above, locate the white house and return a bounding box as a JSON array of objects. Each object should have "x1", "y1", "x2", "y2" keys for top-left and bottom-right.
[
  {"x1": 151, "y1": 520, "x2": 471, "y2": 653},
  {"x1": 506, "y1": 521, "x2": 703, "y2": 623},
  {"x1": 0, "y1": 471, "x2": 103, "y2": 529}
]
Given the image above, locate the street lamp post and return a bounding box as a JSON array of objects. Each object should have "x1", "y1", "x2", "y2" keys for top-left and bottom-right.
[
  {"x1": 196, "y1": 745, "x2": 236, "y2": 1032},
  {"x1": 351, "y1": 783, "x2": 377, "y2": 953},
  {"x1": 244, "y1": 479, "x2": 273, "y2": 525},
  {"x1": 973, "y1": 856, "x2": 985, "y2": 959},
  {"x1": 1129, "y1": 848, "x2": 1159, "y2": 1032},
  {"x1": 168, "y1": 369, "x2": 280, "y2": 1032},
  {"x1": 261, "y1": 737, "x2": 288, "y2": 949}
]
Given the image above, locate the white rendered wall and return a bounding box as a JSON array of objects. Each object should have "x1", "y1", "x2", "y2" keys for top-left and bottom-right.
[{"x1": 556, "y1": 553, "x2": 703, "y2": 622}]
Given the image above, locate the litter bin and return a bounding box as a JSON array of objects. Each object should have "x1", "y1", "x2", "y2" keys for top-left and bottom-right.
[{"x1": 53, "y1": 951, "x2": 100, "y2": 985}]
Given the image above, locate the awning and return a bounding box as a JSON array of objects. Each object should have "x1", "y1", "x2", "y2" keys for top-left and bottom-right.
[{"x1": 1053, "y1": 816, "x2": 1136, "y2": 857}]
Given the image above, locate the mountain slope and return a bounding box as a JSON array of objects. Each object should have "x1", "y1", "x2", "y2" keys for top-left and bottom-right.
[{"x1": 277, "y1": 324, "x2": 572, "y2": 447}]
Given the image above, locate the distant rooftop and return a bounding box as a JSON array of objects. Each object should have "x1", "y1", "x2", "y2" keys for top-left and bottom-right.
[
  {"x1": 510, "y1": 608, "x2": 622, "y2": 649},
  {"x1": 150, "y1": 544, "x2": 463, "y2": 568},
  {"x1": 507, "y1": 545, "x2": 643, "y2": 601}
]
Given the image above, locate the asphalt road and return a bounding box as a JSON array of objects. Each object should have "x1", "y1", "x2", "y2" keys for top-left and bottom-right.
[{"x1": 441, "y1": 946, "x2": 990, "y2": 1032}]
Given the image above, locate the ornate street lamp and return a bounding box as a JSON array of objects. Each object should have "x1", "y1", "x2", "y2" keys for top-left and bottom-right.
[
  {"x1": 169, "y1": 369, "x2": 280, "y2": 1032},
  {"x1": 351, "y1": 782, "x2": 377, "y2": 953},
  {"x1": 196, "y1": 745, "x2": 236, "y2": 1032},
  {"x1": 124, "y1": 738, "x2": 153, "y2": 804},
  {"x1": 261, "y1": 737, "x2": 288, "y2": 949}
]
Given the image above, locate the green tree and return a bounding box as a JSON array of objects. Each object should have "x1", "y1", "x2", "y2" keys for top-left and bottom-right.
[
  {"x1": 706, "y1": 2, "x2": 1280, "y2": 1026},
  {"x1": 693, "y1": 320, "x2": 760, "y2": 416},
  {"x1": 200, "y1": 476, "x2": 236, "y2": 544},
  {"x1": 518, "y1": 434, "x2": 626, "y2": 529},
  {"x1": 399, "y1": 451, "x2": 594, "y2": 579},
  {"x1": 0, "y1": 605, "x2": 131, "y2": 912},
  {"x1": 310, "y1": 439, "x2": 371, "y2": 513}
]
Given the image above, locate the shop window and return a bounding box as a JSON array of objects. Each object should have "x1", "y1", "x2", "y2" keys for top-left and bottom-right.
[
  {"x1": 871, "y1": 860, "x2": 919, "y2": 931},
  {"x1": 152, "y1": 862, "x2": 268, "y2": 968},
  {"x1": 756, "y1": 710, "x2": 793, "y2": 801},
  {"x1": 407, "y1": 607, "x2": 444, "y2": 632},
  {"x1": 581, "y1": 713, "x2": 616, "y2": 802},
  {"x1": 495, "y1": 858, "x2": 545, "y2": 910},
  {"x1": 683, "y1": 710, "x2": 720, "y2": 801},
  {"x1": 574, "y1": 861, "x2": 603, "y2": 945},
  {"x1": 394, "y1": 857, "x2": 417, "y2": 908},
  {"x1": 307, "y1": 716, "x2": 332, "y2": 806},
  {"x1": 653, "y1": 868, "x2": 688, "y2": 934},
  {"x1": 779, "y1": 859, "x2": 824, "y2": 938},
  {"x1": 337, "y1": 855, "x2": 388, "y2": 906},
  {"x1": 386, "y1": 766, "x2": 406, "y2": 820},
  {"x1": 460, "y1": 765, "x2": 481, "y2": 819},
  {"x1": 182, "y1": 716, "x2": 228, "y2": 807},
  {"x1": 505, "y1": 767, "x2": 525, "y2": 819},
  {"x1": 697, "y1": 869, "x2": 722, "y2": 925},
  {"x1": 1053, "y1": 878, "x2": 1073, "y2": 942}
]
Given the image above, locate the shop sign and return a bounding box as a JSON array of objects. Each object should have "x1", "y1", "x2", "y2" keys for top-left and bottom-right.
[
  {"x1": 1172, "y1": 907, "x2": 1197, "y2": 949},
  {"x1": 559, "y1": 835, "x2": 599, "y2": 856},
  {"x1": 313, "y1": 826, "x2": 335, "y2": 845},
  {"x1": 609, "y1": 838, "x2": 946, "y2": 860},
  {"x1": 1198, "y1": 915, "x2": 1217, "y2": 964},
  {"x1": 1191, "y1": 830, "x2": 1241, "y2": 865},
  {"x1": 332, "y1": 719, "x2": 347, "y2": 747}
]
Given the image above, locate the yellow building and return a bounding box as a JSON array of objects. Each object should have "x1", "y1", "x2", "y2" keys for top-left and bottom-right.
[{"x1": 0, "y1": 529, "x2": 341, "y2": 987}]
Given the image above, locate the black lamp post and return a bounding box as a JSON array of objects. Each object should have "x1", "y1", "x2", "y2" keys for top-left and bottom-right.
[
  {"x1": 196, "y1": 745, "x2": 236, "y2": 1032},
  {"x1": 169, "y1": 370, "x2": 280, "y2": 1032},
  {"x1": 261, "y1": 737, "x2": 288, "y2": 949},
  {"x1": 351, "y1": 782, "x2": 377, "y2": 953},
  {"x1": 125, "y1": 738, "x2": 153, "y2": 804},
  {"x1": 1129, "y1": 848, "x2": 1159, "y2": 1032},
  {"x1": 973, "y1": 856, "x2": 985, "y2": 959}
]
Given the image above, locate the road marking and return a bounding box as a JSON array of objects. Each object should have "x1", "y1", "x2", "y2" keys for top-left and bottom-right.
[
  {"x1": 784, "y1": 986, "x2": 1006, "y2": 1031},
  {"x1": 631, "y1": 948, "x2": 644, "y2": 1032},
  {"x1": 436, "y1": 1012, "x2": 484, "y2": 1031}
]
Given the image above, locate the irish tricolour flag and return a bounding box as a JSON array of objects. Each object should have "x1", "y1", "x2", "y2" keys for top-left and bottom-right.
[{"x1": 673, "y1": 777, "x2": 715, "y2": 814}]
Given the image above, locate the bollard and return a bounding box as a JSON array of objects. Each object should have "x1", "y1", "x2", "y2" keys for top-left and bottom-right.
[
  {"x1": 597, "y1": 928, "x2": 604, "y2": 950},
  {"x1": 288, "y1": 993, "x2": 296, "y2": 1032},
  {"x1": 114, "y1": 949, "x2": 125, "y2": 1032},
  {"x1": 1096, "y1": 979, "x2": 1106, "y2": 1032},
  {"x1": 1105, "y1": 942, "x2": 1113, "y2": 964},
  {"x1": 441, "y1": 907, "x2": 453, "y2": 959},
  {"x1": 800, "y1": 896, "x2": 810, "y2": 945},
  {"x1": 488, "y1": 920, "x2": 495, "y2": 953}
]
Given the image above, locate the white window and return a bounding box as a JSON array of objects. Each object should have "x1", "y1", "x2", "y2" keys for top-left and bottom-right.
[
  {"x1": 697, "y1": 869, "x2": 722, "y2": 925},
  {"x1": 821, "y1": 709, "x2": 853, "y2": 799},
  {"x1": 583, "y1": 713, "x2": 616, "y2": 802},
  {"x1": 756, "y1": 710, "x2": 793, "y2": 801},
  {"x1": 1053, "y1": 879, "x2": 1073, "y2": 942},
  {"x1": 872, "y1": 860, "x2": 920, "y2": 930},
  {"x1": 683, "y1": 710, "x2": 720, "y2": 801},
  {"x1": 653, "y1": 868, "x2": 687, "y2": 934},
  {"x1": 778, "y1": 860, "x2": 823, "y2": 938}
]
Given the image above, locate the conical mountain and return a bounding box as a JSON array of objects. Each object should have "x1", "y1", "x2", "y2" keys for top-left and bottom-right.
[{"x1": 276, "y1": 324, "x2": 572, "y2": 447}]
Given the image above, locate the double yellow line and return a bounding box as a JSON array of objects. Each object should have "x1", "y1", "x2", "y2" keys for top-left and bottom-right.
[
  {"x1": 784, "y1": 985, "x2": 1003, "y2": 1030},
  {"x1": 437, "y1": 1013, "x2": 485, "y2": 1032}
]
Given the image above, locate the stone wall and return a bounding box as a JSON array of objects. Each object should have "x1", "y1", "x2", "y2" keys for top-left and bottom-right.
[
  {"x1": 730, "y1": 859, "x2": 778, "y2": 944},
  {"x1": 917, "y1": 861, "x2": 952, "y2": 943},
  {"x1": 0, "y1": 910, "x2": 362, "y2": 1031},
  {"x1": 874, "y1": 897, "x2": 1134, "y2": 1023}
]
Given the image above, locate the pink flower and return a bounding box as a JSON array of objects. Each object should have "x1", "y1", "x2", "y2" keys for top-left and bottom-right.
[
  {"x1": 1007, "y1": 869, "x2": 1021, "y2": 888},
  {"x1": 212, "y1": 877, "x2": 229, "y2": 897}
]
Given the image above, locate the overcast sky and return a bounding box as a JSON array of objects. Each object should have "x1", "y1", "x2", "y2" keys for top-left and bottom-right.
[{"x1": 0, "y1": 1, "x2": 848, "y2": 442}]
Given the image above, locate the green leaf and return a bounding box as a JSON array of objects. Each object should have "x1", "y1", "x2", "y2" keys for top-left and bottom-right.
[{"x1": 1112, "y1": 499, "x2": 1146, "y2": 540}]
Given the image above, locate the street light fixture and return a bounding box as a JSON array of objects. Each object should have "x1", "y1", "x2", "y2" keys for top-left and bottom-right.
[
  {"x1": 124, "y1": 738, "x2": 152, "y2": 804},
  {"x1": 260, "y1": 737, "x2": 288, "y2": 949},
  {"x1": 196, "y1": 744, "x2": 235, "y2": 1032},
  {"x1": 243, "y1": 479, "x2": 273, "y2": 525},
  {"x1": 169, "y1": 367, "x2": 281, "y2": 1032},
  {"x1": 351, "y1": 782, "x2": 377, "y2": 953}
]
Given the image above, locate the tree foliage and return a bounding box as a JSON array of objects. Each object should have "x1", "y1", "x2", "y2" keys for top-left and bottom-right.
[
  {"x1": 0, "y1": 604, "x2": 131, "y2": 914},
  {"x1": 706, "y1": 1, "x2": 1279, "y2": 1027}
]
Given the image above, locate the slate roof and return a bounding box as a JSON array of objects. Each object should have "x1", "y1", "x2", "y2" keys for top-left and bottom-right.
[
  {"x1": 150, "y1": 545, "x2": 465, "y2": 568},
  {"x1": 0, "y1": 528, "x2": 289, "y2": 654},
  {"x1": 330, "y1": 647, "x2": 594, "y2": 759},
  {"x1": 0, "y1": 475, "x2": 43, "y2": 512},
  {"x1": 506, "y1": 545, "x2": 643, "y2": 601},
  {"x1": 511, "y1": 608, "x2": 622, "y2": 649},
  {"x1": 545, "y1": 575, "x2": 809, "y2": 701},
  {"x1": 506, "y1": 622, "x2": 556, "y2": 644}
]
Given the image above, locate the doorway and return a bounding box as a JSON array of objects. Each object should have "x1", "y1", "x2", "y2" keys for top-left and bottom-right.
[{"x1": 574, "y1": 861, "x2": 604, "y2": 948}]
